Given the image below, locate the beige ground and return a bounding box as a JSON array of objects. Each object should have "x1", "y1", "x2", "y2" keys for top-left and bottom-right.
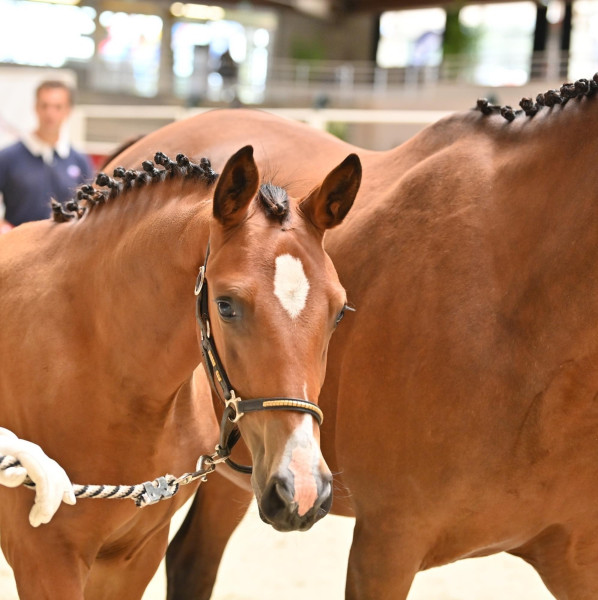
[{"x1": 1, "y1": 499, "x2": 555, "y2": 599}]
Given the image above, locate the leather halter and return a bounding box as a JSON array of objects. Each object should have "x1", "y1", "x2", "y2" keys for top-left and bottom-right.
[{"x1": 194, "y1": 243, "x2": 324, "y2": 474}]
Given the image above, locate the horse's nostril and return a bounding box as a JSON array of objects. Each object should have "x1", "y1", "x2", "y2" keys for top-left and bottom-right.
[
  {"x1": 258, "y1": 474, "x2": 333, "y2": 531},
  {"x1": 260, "y1": 477, "x2": 293, "y2": 524},
  {"x1": 274, "y1": 481, "x2": 293, "y2": 504}
]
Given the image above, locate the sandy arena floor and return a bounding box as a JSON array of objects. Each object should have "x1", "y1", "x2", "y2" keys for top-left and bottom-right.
[{"x1": 0, "y1": 499, "x2": 555, "y2": 599}]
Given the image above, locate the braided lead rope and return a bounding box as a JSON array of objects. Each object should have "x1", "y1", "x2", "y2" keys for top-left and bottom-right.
[{"x1": 0, "y1": 451, "x2": 226, "y2": 508}]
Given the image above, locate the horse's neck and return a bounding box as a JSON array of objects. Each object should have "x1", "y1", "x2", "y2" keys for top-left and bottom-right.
[
  {"x1": 57, "y1": 199, "x2": 210, "y2": 402},
  {"x1": 338, "y1": 103, "x2": 598, "y2": 274}
]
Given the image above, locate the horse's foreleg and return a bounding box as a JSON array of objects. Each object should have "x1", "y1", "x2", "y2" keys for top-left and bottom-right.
[
  {"x1": 166, "y1": 471, "x2": 253, "y2": 600},
  {"x1": 84, "y1": 524, "x2": 171, "y2": 600},
  {"x1": 511, "y1": 522, "x2": 598, "y2": 600},
  {"x1": 9, "y1": 542, "x2": 89, "y2": 600},
  {"x1": 345, "y1": 516, "x2": 420, "y2": 600}
]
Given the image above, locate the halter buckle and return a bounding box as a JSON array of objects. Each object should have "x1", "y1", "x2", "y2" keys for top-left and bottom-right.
[{"x1": 225, "y1": 391, "x2": 243, "y2": 423}]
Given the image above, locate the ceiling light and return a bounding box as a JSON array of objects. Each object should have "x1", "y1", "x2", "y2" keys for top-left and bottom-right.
[
  {"x1": 27, "y1": 0, "x2": 81, "y2": 5},
  {"x1": 170, "y1": 3, "x2": 225, "y2": 20}
]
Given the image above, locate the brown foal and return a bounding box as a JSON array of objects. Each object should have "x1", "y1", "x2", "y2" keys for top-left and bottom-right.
[{"x1": 0, "y1": 144, "x2": 360, "y2": 598}]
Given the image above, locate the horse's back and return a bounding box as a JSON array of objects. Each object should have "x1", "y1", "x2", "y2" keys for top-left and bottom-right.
[{"x1": 110, "y1": 109, "x2": 360, "y2": 181}]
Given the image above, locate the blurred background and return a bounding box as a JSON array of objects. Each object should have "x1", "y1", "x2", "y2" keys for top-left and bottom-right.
[
  {"x1": 0, "y1": 2, "x2": 594, "y2": 597},
  {"x1": 0, "y1": 0, "x2": 596, "y2": 164}
]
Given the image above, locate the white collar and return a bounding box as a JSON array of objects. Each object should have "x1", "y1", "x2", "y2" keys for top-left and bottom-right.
[{"x1": 22, "y1": 133, "x2": 70, "y2": 165}]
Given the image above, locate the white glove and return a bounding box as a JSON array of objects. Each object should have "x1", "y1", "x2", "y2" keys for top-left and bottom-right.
[{"x1": 0, "y1": 428, "x2": 76, "y2": 527}]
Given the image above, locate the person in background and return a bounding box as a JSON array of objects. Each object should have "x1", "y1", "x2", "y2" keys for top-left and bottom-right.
[
  {"x1": 0, "y1": 80, "x2": 93, "y2": 230},
  {"x1": 217, "y1": 48, "x2": 239, "y2": 103}
]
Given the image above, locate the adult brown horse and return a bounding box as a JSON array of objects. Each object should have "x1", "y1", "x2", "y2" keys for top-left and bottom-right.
[
  {"x1": 0, "y1": 141, "x2": 361, "y2": 598},
  {"x1": 127, "y1": 76, "x2": 598, "y2": 600}
]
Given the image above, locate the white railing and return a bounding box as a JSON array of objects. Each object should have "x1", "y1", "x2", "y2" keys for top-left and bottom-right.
[
  {"x1": 85, "y1": 50, "x2": 594, "y2": 104},
  {"x1": 264, "y1": 50, "x2": 595, "y2": 90}
]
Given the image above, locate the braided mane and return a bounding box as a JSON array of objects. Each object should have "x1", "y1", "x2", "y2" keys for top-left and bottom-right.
[
  {"x1": 52, "y1": 150, "x2": 292, "y2": 225},
  {"x1": 475, "y1": 72, "x2": 598, "y2": 122},
  {"x1": 50, "y1": 74, "x2": 598, "y2": 224},
  {"x1": 51, "y1": 151, "x2": 218, "y2": 223}
]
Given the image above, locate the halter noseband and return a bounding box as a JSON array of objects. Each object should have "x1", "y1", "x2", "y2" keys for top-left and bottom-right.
[{"x1": 194, "y1": 243, "x2": 324, "y2": 474}]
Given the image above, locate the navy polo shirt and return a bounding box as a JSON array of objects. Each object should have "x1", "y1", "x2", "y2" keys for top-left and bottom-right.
[{"x1": 0, "y1": 139, "x2": 93, "y2": 226}]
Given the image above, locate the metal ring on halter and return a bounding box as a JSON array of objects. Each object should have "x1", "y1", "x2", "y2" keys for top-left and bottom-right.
[{"x1": 225, "y1": 392, "x2": 243, "y2": 423}]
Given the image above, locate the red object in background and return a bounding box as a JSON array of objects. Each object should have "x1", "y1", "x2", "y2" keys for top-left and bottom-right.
[{"x1": 89, "y1": 154, "x2": 109, "y2": 171}]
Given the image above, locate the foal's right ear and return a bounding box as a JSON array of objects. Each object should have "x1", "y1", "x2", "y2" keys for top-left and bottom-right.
[
  {"x1": 299, "y1": 153, "x2": 361, "y2": 232},
  {"x1": 213, "y1": 146, "x2": 260, "y2": 228}
]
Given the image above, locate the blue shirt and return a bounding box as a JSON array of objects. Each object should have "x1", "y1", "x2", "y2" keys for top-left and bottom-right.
[{"x1": 0, "y1": 139, "x2": 93, "y2": 226}]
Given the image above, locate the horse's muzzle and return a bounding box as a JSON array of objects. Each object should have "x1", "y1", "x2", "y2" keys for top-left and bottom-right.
[{"x1": 257, "y1": 473, "x2": 333, "y2": 532}]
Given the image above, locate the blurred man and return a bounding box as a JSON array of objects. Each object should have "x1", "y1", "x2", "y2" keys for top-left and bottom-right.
[{"x1": 0, "y1": 80, "x2": 93, "y2": 229}]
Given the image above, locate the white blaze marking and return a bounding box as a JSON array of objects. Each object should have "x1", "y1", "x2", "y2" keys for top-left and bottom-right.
[
  {"x1": 273, "y1": 254, "x2": 310, "y2": 319},
  {"x1": 286, "y1": 414, "x2": 319, "y2": 516}
]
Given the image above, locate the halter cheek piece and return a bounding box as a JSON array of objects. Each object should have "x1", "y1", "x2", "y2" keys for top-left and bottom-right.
[{"x1": 195, "y1": 243, "x2": 324, "y2": 474}]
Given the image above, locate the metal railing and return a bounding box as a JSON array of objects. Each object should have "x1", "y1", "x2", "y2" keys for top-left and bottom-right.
[
  {"x1": 16, "y1": 49, "x2": 588, "y2": 106},
  {"x1": 263, "y1": 51, "x2": 592, "y2": 95}
]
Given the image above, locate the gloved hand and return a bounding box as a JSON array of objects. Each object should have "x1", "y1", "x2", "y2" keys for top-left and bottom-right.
[{"x1": 0, "y1": 428, "x2": 76, "y2": 527}]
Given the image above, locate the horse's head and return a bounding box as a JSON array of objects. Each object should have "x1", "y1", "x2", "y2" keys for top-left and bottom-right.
[{"x1": 199, "y1": 146, "x2": 361, "y2": 531}]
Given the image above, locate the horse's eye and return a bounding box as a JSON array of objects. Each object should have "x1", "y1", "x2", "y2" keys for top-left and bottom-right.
[{"x1": 216, "y1": 300, "x2": 236, "y2": 319}]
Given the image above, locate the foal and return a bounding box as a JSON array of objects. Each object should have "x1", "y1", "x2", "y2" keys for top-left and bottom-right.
[{"x1": 0, "y1": 145, "x2": 360, "y2": 598}]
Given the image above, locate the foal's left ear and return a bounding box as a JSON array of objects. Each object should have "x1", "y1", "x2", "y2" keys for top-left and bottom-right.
[
  {"x1": 299, "y1": 153, "x2": 362, "y2": 232},
  {"x1": 213, "y1": 145, "x2": 260, "y2": 228}
]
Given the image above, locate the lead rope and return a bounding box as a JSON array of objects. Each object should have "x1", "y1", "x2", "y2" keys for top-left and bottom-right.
[{"x1": 0, "y1": 450, "x2": 228, "y2": 508}]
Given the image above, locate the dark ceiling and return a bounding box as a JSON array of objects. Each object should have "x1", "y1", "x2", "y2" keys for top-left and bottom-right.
[{"x1": 233, "y1": 0, "x2": 526, "y2": 18}]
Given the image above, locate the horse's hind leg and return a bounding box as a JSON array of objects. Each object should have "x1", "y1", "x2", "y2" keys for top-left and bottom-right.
[
  {"x1": 511, "y1": 523, "x2": 598, "y2": 600},
  {"x1": 166, "y1": 472, "x2": 253, "y2": 600}
]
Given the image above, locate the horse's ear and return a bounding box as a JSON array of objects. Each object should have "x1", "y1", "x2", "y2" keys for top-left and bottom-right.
[
  {"x1": 299, "y1": 153, "x2": 361, "y2": 232},
  {"x1": 213, "y1": 146, "x2": 260, "y2": 228}
]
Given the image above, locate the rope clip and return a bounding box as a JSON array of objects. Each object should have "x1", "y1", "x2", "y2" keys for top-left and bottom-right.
[
  {"x1": 174, "y1": 471, "x2": 207, "y2": 487},
  {"x1": 173, "y1": 449, "x2": 229, "y2": 487}
]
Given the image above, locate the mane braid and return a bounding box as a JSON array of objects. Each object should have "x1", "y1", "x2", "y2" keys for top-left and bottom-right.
[
  {"x1": 475, "y1": 72, "x2": 598, "y2": 123},
  {"x1": 53, "y1": 152, "x2": 218, "y2": 224},
  {"x1": 257, "y1": 182, "x2": 290, "y2": 222}
]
